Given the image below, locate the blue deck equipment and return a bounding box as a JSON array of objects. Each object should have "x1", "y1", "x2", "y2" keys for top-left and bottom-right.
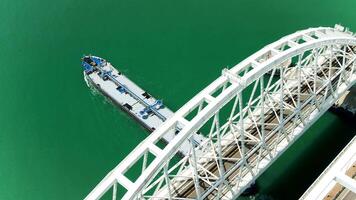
[
  {"x1": 91, "y1": 56, "x2": 104, "y2": 66},
  {"x1": 82, "y1": 61, "x2": 93, "y2": 74},
  {"x1": 139, "y1": 100, "x2": 164, "y2": 119}
]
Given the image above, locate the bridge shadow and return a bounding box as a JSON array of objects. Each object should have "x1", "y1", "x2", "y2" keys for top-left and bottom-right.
[{"x1": 237, "y1": 110, "x2": 356, "y2": 200}]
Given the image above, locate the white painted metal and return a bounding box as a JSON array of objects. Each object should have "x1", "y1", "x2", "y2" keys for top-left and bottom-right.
[
  {"x1": 300, "y1": 136, "x2": 356, "y2": 199},
  {"x1": 85, "y1": 25, "x2": 356, "y2": 200}
]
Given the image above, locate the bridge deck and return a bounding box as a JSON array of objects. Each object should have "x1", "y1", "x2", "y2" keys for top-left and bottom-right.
[{"x1": 300, "y1": 136, "x2": 356, "y2": 200}]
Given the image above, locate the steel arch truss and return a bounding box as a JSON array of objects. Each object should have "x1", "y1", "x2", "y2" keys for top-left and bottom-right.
[{"x1": 85, "y1": 25, "x2": 356, "y2": 200}]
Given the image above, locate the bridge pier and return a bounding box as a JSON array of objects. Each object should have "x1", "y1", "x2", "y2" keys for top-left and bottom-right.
[
  {"x1": 240, "y1": 182, "x2": 258, "y2": 196},
  {"x1": 331, "y1": 86, "x2": 356, "y2": 118}
]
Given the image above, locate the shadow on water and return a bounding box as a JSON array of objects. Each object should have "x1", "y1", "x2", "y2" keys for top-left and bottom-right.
[{"x1": 237, "y1": 110, "x2": 356, "y2": 200}]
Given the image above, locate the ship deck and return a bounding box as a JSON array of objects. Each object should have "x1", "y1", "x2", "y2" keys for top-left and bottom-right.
[{"x1": 84, "y1": 57, "x2": 205, "y2": 156}]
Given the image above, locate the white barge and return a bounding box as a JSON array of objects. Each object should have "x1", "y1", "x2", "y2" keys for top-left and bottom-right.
[{"x1": 82, "y1": 55, "x2": 205, "y2": 156}]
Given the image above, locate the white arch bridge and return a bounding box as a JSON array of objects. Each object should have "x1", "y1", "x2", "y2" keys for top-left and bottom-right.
[{"x1": 86, "y1": 25, "x2": 356, "y2": 200}]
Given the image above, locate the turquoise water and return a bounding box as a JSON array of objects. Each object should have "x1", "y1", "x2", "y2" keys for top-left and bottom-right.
[{"x1": 1, "y1": 0, "x2": 356, "y2": 199}]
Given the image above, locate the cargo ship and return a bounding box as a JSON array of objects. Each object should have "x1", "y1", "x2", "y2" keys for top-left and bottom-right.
[{"x1": 81, "y1": 55, "x2": 205, "y2": 156}]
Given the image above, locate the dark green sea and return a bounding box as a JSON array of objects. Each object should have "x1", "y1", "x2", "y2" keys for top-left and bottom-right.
[{"x1": 1, "y1": 0, "x2": 356, "y2": 199}]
